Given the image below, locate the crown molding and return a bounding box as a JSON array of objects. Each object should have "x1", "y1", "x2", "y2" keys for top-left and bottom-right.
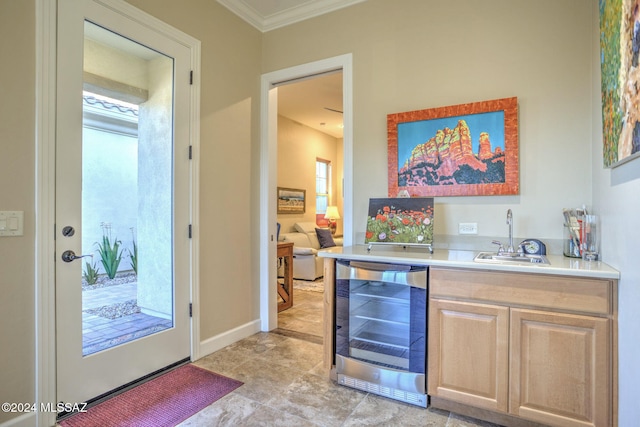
[{"x1": 217, "y1": 0, "x2": 367, "y2": 32}]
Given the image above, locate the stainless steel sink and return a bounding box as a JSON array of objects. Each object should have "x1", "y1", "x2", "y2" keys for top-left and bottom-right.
[{"x1": 474, "y1": 252, "x2": 551, "y2": 265}]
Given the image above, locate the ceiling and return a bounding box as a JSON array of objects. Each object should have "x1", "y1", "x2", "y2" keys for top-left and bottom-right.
[
  {"x1": 277, "y1": 71, "x2": 343, "y2": 139},
  {"x1": 216, "y1": 0, "x2": 367, "y2": 32}
]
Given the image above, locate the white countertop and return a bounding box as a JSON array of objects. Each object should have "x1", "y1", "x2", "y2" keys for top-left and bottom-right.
[{"x1": 318, "y1": 245, "x2": 620, "y2": 280}]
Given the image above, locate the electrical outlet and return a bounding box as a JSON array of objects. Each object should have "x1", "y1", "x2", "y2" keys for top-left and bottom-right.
[{"x1": 459, "y1": 222, "x2": 478, "y2": 235}]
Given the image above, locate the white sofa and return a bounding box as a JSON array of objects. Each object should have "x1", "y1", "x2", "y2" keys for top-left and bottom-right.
[{"x1": 278, "y1": 222, "x2": 342, "y2": 280}]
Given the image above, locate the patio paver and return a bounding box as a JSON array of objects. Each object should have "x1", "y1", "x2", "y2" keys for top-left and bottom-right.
[{"x1": 82, "y1": 282, "x2": 172, "y2": 355}]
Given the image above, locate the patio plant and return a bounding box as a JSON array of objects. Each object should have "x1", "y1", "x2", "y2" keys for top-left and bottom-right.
[
  {"x1": 129, "y1": 227, "x2": 138, "y2": 275},
  {"x1": 96, "y1": 223, "x2": 123, "y2": 280},
  {"x1": 83, "y1": 260, "x2": 99, "y2": 285}
]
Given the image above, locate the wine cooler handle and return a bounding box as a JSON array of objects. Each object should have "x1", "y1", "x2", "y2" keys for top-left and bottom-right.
[{"x1": 348, "y1": 261, "x2": 413, "y2": 272}]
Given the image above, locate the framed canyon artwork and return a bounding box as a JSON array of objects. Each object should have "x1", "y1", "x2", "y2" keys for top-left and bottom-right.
[
  {"x1": 600, "y1": 0, "x2": 640, "y2": 167},
  {"x1": 387, "y1": 97, "x2": 519, "y2": 197}
]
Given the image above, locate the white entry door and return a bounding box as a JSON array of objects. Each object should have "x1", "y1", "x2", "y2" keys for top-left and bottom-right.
[{"x1": 56, "y1": 0, "x2": 193, "y2": 405}]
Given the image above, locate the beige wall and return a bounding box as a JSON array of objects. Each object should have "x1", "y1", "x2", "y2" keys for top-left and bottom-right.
[
  {"x1": 277, "y1": 115, "x2": 341, "y2": 233},
  {"x1": 124, "y1": 0, "x2": 263, "y2": 340},
  {"x1": 0, "y1": 1, "x2": 36, "y2": 423},
  {"x1": 263, "y1": 0, "x2": 593, "y2": 244}
]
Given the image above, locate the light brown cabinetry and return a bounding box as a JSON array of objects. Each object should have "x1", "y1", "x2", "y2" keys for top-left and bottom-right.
[
  {"x1": 429, "y1": 267, "x2": 617, "y2": 427},
  {"x1": 509, "y1": 308, "x2": 610, "y2": 426},
  {"x1": 429, "y1": 299, "x2": 509, "y2": 412}
]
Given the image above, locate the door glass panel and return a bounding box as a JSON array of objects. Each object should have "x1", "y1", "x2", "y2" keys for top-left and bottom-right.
[{"x1": 81, "y1": 21, "x2": 174, "y2": 356}]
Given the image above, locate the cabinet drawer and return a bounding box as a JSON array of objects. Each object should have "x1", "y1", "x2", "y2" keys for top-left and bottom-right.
[{"x1": 430, "y1": 268, "x2": 612, "y2": 316}]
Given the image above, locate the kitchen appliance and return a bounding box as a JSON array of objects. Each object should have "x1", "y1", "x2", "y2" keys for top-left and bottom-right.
[{"x1": 335, "y1": 260, "x2": 428, "y2": 407}]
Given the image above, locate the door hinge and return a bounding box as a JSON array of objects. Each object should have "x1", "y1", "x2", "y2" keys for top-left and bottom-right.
[
  {"x1": 189, "y1": 303, "x2": 192, "y2": 317},
  {"x1": 189, "y1": 145, "x2": 193, "y2": 159},
  {"x1": 189, "y1": 70, "x2": 193, "y2": 85},
  {"x1": 188, "y1": 224, "x2": 192, "y2": 238}
]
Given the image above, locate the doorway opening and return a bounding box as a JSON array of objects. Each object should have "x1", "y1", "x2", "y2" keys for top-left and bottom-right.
[
  {"x1": 259, "y1": 53, "x2": 353, "y2": 335},
  {"x1": 274, "y1": 71, "x2": 344, "y2": 343}
]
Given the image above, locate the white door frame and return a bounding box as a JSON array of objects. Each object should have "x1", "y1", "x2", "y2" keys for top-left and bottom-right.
[
  {"x1": 35, "y1": 1, "x2": 200, "y2": 426},
  {"x1": 259, "y1": 54, "x2": 353, "y2": 331}
]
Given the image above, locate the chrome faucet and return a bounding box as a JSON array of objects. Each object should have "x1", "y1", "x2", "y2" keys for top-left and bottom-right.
[
  {"x1": 506, "y1": 209, "x2": 515, "y2": 253},
  {"x1": 491, "y1": 209, "x2": 519, "y2": 255}
]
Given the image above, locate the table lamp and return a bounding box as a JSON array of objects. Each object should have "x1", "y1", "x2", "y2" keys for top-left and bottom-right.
[{"x1": 324, "y1": 206, "x2": 341, "y2": 235}]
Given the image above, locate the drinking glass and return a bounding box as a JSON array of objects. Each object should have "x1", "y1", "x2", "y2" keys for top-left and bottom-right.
[{"x1": 581, "y1": 214, "x2": 599, "y2": 261}]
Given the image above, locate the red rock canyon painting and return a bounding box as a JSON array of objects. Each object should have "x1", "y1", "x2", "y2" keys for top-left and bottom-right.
[{"x1": 387, "y1": 97, "x2": 519, "y2": 197}]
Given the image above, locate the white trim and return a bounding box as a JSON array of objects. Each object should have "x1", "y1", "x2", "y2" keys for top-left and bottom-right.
[
  {"x1": 217, "y1": 0, "x2": 367, "y2": 32},
  {"x1": 35, "y1": 1, "x2": 58, "y2": 426},
  {"x1": 188, "y1": 33, "x2": 202, "y2": 363},
  {"x1": 259, "y1": 54, "x2": 353, "y2": 331},
  {"x1": 35, "y1": 1, "x2": 201, "y2": 422},
  {"x1": 259, "y1": 84, "x2": 279, "y2": 331},
  {"x1": 197, "y1": 320, "x2": 262, "y2": 357},
  {"x1": 93, "y1": 0, "x2": 200, "y2": 48}
]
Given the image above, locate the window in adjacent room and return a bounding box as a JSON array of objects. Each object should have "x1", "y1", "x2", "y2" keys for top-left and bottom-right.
[{"x1": 316, "y1": 158, "x2": 331, "y2": 225}]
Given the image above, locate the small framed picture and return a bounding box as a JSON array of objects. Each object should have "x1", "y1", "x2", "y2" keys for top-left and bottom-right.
[
  {"x1": 365, "y1": 197, "x2": 434, "y2": 246},
  {"x1": 277, "y1": 187, "x2": 306, "y2": 214}
]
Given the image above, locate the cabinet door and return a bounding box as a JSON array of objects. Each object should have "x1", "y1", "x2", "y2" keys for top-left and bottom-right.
[
  {"x1": 510, "y1": 309, "x2": 610, "y2": 427},
  {"x1": 428, "y1": 299, "x2": 509, "y2": 412}
]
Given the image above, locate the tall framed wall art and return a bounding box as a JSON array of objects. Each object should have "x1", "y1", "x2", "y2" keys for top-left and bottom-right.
[{"x1": 600, "y1": 0, "x2": 640, "y2": 167}]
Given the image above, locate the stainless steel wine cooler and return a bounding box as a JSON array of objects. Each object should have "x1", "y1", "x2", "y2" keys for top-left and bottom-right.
[{"x1": 335, "y1": 260, "x2": 428, "y2": 407}]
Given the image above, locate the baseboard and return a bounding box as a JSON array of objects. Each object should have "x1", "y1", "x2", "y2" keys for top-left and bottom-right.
[
  {"x1": 197, "y1": 319, "x2": 261, "y2": 359},
  {"x1": 430, "y1": 397, "x2": 547, "y2": 427},
  {"x1": 0, "y1": 412, "x2": 36, "y2": 427}
]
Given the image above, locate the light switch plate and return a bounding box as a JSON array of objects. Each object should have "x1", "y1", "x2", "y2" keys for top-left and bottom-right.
[{"x1": 0, "y1": 211, "x2": 24, "y2": 236}]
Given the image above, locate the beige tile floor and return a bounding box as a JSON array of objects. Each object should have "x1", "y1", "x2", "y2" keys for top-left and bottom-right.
[
  {"x1": 275, "y1": 288, "x2": 324, "y2": 343},
  {"x1": 183, "y1": 290, "x2": 502, "y2": 426}
]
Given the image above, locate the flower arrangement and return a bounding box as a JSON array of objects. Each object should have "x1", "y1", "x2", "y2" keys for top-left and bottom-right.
[{"x1": 365, "y1": 199, "x2": 434, "y2": 245}]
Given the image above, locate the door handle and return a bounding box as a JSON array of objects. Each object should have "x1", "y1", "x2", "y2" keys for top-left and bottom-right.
[{"x1": 61, "y1": 250, "x2": 92, "y2": 263}]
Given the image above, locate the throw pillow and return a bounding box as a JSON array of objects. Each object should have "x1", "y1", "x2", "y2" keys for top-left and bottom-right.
[{"x1": 315, "y1": 228, "x2": 336, "y2": 248}]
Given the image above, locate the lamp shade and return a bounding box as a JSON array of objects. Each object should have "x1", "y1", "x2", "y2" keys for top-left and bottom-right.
[{"x1": 324, "y1": 206, "x2": 341, "y2": 220}]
